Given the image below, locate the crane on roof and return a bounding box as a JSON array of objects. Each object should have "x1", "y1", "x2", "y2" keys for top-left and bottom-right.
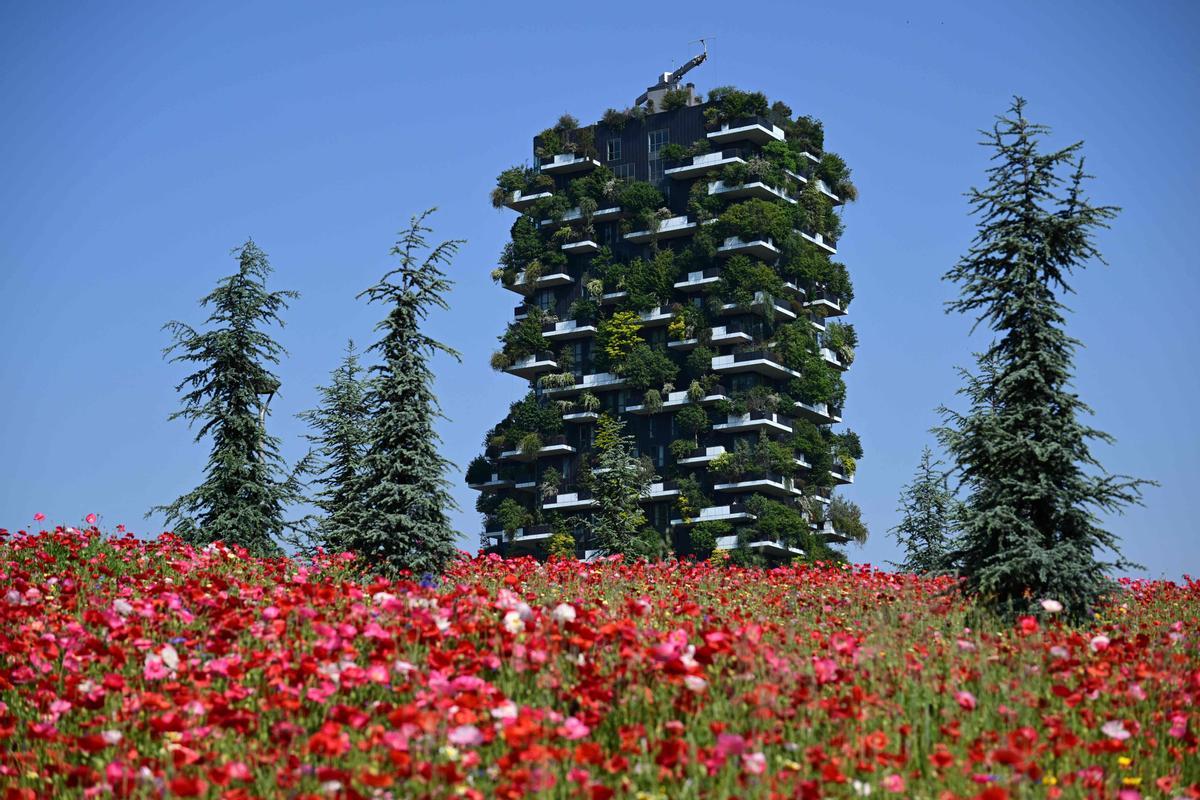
[{"x1": 634, "y1": 38, "x2": 711, "y2": 108}]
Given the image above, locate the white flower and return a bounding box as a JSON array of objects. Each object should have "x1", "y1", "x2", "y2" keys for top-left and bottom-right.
[
  {"x1": 1040, "y1": 599, "x2": 1063, "y2": 614},
  {"x1": 491, "y1": 701, "x2": 518, "y2": 720},
  {"x1": 852, "y1": 779, "x2": 873, "y2": 796},
  {"x1": 159, "y1": 644, "x2": 180, "y2": 672},
  {"x1": 101, "y1": 730, "x2": 123, "y2": 745},
  {"x1": 502, "y1": 610, "x2": 524, "y2": 635},
  {"x1": 113, "y1": 599, "x2": 133, "y2": 616},
  {"x1": 1101, "y1": 720, "x2": 1131, "y2": 741},
  {"x1": 551, "y1": 603, "x2": 576, "y2": 624},
  {"x1": 684, "y1": 675, "x2": 707, "y2": 693}
]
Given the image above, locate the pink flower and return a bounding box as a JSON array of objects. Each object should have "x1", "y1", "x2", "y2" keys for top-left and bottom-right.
[
  {"x1": 882, "y1": 774, "x2": 906, "y2": 793},
  {"x1": 1090, "y1": 634, "x2": 1110, "y2": 652},
  {"x1": 33, "y1": 512, "x2": 45, "y2": 522},
  {"x1": 1101, "y1": 720, "x2": 1131, "y2": 740},
  {"x1": 1117, "y1": 791, "x2": 1142, "y2": 800},
  {"x1": 742, "y1": 751, "x2": 767, "y2": 775},
  {"x1": 955, "y1": 690, "x2": 977, "y2": 711},
  {"x1": 448, "y1": 725, "x2": 483, "y2": 747},
  {"x1": 85, "y1": 513, "x2": 97, "y2": 525},
  {"x1": 1040, "y1": 598, "x2": 1063, "y2": 614},
  {"x1": 715, "y1": 732, "x2": 747, "y2": 759},
  {"x1": 143, "y1": 655, "x2": 169, "y2": 680},
  {"x1": 559, "y1": 716, "x2": 590, "y2": 740},
  {"x1": 1168, "y1": 714, "x2": 1187, "y2": 738},
  {"x1": 813, "y1": 657, "x2": 839, "y2": 685}
]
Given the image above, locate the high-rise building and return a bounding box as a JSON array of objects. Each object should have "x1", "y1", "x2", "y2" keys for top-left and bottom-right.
[{"x1": 467, "y1": 70, "x2": 861, "y2": 563}]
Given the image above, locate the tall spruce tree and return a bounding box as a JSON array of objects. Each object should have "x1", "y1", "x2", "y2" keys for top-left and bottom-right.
[
  {"x1": 938, "y1": 98, "x2": 1151, "y2": 619},
  {"x1": 346, "y1": 210, "x2": 462, "y2": 575},
  {"x1": 296, "y1": 340, "x2": 371, "y2": 553},
  {"x1": 151, "y1": 241, "x2": 300, "y2": 556},
  {"x1": 585, "y1": 414, "x2": 657, "y2": 558},
  {"x1": 890, "y1": 446, "x2": 958, "y2": 574}
]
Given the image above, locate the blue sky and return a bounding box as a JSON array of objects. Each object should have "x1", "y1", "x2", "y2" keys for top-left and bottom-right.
[{"x1": 1, "y1": 1, "x2": 1196, "y2": 577}]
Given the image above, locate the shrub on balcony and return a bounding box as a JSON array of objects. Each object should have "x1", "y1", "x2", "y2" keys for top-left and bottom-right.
[
  {"x1": 690, "y1": 520, "x2": 730, "y2": 559},
  {"x1": 719, "y1": 254, "x2": 785, "y2": 307},
  {"x1": 661, "y1": 88, "x2": 691, "y2": 111},
  {"x1": 829, "y1": 494, "x2": 869, "y2": 544},
  {"x1": 538, "y1": 372, "x2": 577, "y2": 390},
  {"x1": 684, "y1": 345, "x2": 715, "y2": 381},
  {"x1": 705, "y1": 86, "x2": 769, "y2": 126},
  {"x1": 517, "y1": 432, "x2": 544, "y2": 455},
  {"x1": 579, "y1": 391, "x2": 601, "y2": 412},
  {"x1": 568, "y1": 166, "x2": 620, "y2": 207},
  {"x1": 620, "y1": 344, "x2": 678, "y2": 391},
  {"x1": 824, "y1": 322, "x2": 858, "y2": 366},
  {"x1": 501, "y1": 311, "x2": 548, "y2": 361},
  {"x1": 466, "y1": 455, "x2": 493, "y2": 485},
  {"x1": 618, "y1": 249, "x2": 677, "y2": 311},
  {"x1": 675, "y1": 474, "x2": 709, "y2": 523},
  {"x1": 670, "y1": 438, "x2": 696, "y2": 462},
  {"x1": 489, "y1": 350, "x2": 513, "y2": 371},
  {"x1": 596, "y1": 311, "x2": 644, "y2": 369},
  {"x1": 618, "y1": 181, "x2": 666, "y2": 226},
  {"x1": 719, "y1": 198, "x2": 792, "y2": 243},
  {"x1": 495, "y1": 498, "x2": 531, "y2": 535},
  {"x1": 788, "y1": 115, "x2": 825, "y2": 156},
  {"x1": 506, "y1": 392, "x2": 563, "y2": 438},
  {"x1": 548, "y1": 529, "x2": 576, "y2": 559},
  {"x1": 817, "y1": 152, "x2": 857, "y2": 201},
  {"x1": 642, "y1": 389, "x2": 664, "y2": 413},
  {"x1": 601, "y1": 107, "x2": 635, "y2": 130},
  {"x1": 567, "y1": 296, "x2": 599, "y2": 322}
]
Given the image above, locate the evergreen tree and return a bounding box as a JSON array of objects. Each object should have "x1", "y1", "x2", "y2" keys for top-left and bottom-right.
[
  {"x1": 346, "y1": 210, "x2": 462, "y2": 575},
  {"x1": 889, "y1": 446, "x2": 958, "y2": 574},
  {"x1": 296, "y1": 340, "x2": 371, "y2": 553},
  {"x1": 150, "y1": 241, "x2": 300, "y2": 556},
  {"x1": 585, "y1": 414, "x2": 657, "y2": 558},
  {"x1": 938, "y1": 98, "x2": 1152, "y2": 619}
]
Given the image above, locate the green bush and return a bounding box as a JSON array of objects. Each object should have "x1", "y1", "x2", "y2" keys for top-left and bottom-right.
[
  {"x1": 495, "y1": 498, "x2": 530, "y2": 535},
  {"x1": 690, "y1": 520, "x2": 730, "y2": 559},
  {"x1": 675, "y1": 403, "x2": 709, "y2": 436},
  {"x1": 621, "y1": 344, "x2": 678, "y2": 391},
  {"x1": 465, "y1": 455, "x2": 493, "y2": 485}
]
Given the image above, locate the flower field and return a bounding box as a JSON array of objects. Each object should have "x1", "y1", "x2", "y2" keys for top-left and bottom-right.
[{"x1": 0, "y1": 528, "x2": 1197, "y2": 799}]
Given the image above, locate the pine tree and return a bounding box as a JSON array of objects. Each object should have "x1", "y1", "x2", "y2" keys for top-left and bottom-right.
[
  {"x1": 938, "y1": 98, "x2": 1152, "y2": 619},
  {"x1": 890, "y1": 446, "x2": 958, "y2": 574},
  {"x1": 150, "y1": 241, "x2": 301, "y2": 556},
  {"x1": 296, "y1": 340, "x2": 371, "y2": 553},
  {"x1": 346, "y1": 210, "x2": 463, "y2": 575},
  {"x1": 585, "y1": 414, "x2": 657, "y2": 558}
]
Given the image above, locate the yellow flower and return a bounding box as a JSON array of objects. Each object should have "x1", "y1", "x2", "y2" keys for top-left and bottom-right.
[
  {"x1": 1122, "y1": 777, "x2": 1142, "y2": 787},
  {"x1": 782, "y1": 760, "x2": 803, "y2": 772},
  {"x1": 1117, "y1": 757, "x2": 1132, "y2": 767},
  {"x1": 1042, "y1": 775, "x2": 1058, "y2": 786},
  {"x1": 440, "y1": 745, "x2": 461, "y2": 761}
]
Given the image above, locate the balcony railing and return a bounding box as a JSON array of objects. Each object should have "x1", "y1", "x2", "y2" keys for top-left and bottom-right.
[
  {"x1": 663, "y1": 147, "x2": 750, "y2": 179},
  {"x1": 706, "y1": 116, "x2": 786, "y2": 145},
  {"x1": 540, "y1": 153, "x2": 601, "y2": 174}
]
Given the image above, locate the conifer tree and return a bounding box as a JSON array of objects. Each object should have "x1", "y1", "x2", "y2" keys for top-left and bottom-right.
[
  {"x1": 938, "y1": 98, "x2": 1151, "y2": 619},
  {"x1": 347, "y1": 210, "x2": 462, "y2": 575},
  {"x1": 151, "y1": 241, "x2": 300, "y2": 556},
  {"x1": 585, "y1": 414, "x2": 656, "y2": 558},
  {"x1": 296, "y1": 340, "x2": 371, "y2": 553},
  {"x1": 890, "y1": 447, "x2": 958, "y2": 574}
]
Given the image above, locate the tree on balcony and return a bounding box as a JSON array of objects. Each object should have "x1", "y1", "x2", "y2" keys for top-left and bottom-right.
[
  {"x1": 348, "y1": 209, "x2": 463, "y2": 576},
  {"x1": 149, "y1": 240, "x2": 301, "y2": 557},
  {"x1": 938, "y1": 98, "x2": 1153, "y2": 621}
]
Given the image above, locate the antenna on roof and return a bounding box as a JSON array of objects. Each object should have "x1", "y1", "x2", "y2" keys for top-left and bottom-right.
[{"x1": 634, "y1": 39, "x2": 712, "y2": 108}]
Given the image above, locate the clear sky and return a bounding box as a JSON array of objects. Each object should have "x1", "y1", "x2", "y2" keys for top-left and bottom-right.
[{"x1": 1, "y1": 1, "x2": 1196, "y2": 578}]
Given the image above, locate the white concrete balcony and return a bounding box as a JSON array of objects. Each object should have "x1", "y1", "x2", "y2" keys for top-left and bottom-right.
[
  {"x1": 712, "y1": 412, "x2": 794, "y2": 435},
  {"x1": 794, "y1": 401, "x2": 843, "y2": 425},
  {"x1": 543, "y1": 371, "x2": 628, "y2": 398},
  {"x1": 709, "y1": 325, "x2": 753, "y2": 347},
  {"x1": 562, "y1": 410, "x2": 599, "y2": 423},
  {"x1": 625, "y1": 387, "x2": 729, "y2": 414},
  {"x1": 674, "y1": 268, "x2": 721, "y2": 292},
  {"x1": 542, "y1": 318, "x2": 598, "y2": 340},
  {"x1": 708, "y1": 180, "x2": 795, "y2": 204},
  {"x1": 820, "y1": 347, "x2": 847, "y2": 370},
  {"x1": 785, "y1": 155, "x2": 843, "y2": 205},
  {"x1": 539, "y1": 206, "x2": 621, "y2": 228},
  {"x1": 717, "y1": 292, "x2": 797, "y2": 321},
  {"x1": 712, "y1": 351, "x2": 803, "y2": 381},
  {"x1": 468, "y1": 474, "x2": 514, "y2": 491},
  {"x1": 503, "y1": 189, "x2": 554, "y2": 212},
  {"x1": 797, "y1": 229, "x2": 838, "y2": 255},
  {"x1": 511, "y1": 270, "x2": 574, "y2": 290},
  {"x1": 638, "y1": 306, "x2": 676, "y2": 326},
  {"x1": 624, "y1": 215, "x2": 704, "y2": 243},
  {"x1": 671, "y1": 503, "x2": 755, "y2": 528},
  {"x1": 676, "y1": 445, "x2": 727, "y2": 465},
  {"x1": 561, "y1": 239, "x2": 600, "y2": 255},
  {"x1": 667, "y1": 337, "x2": 698, "y2": 351},
  {"x1": 504, "y1": 352, "x2": 558, "y2": 379},
  {"x1": 540, "y1": 153, "x2": 601, "y2": 174},
  {"x1": 542, "y1": 491, "x2": 597, "y2": 511},
  {"x1": 499, "y1": 439, "x2": 577, "y2": 462},
  {"x1": 717, "y1": 236, "x2": 780, "y2": 260},
  {"x1": 644, "y1": 481, "x2": 682, "y2": 500},
  {"x1": 513, "y1": 480, "x2": 538, "y2": 492},
  {"x1": 664, "y1": 149, "x2": 747, "y2": 179},
  {"x1": 803, "y1": 290, "x2": 847, "y2": 317},
  {"x1": 707, "y1": 118, "x2": 786, "y2": 146},
  {"x1": 599, "y1": 290, "x2": 628, "y2": 305},
  {"x1": 713, "y1": 473, "x2": 802, "y2": 498},
  {"x1": 716, "y1": 536, "x2": 804, "y2": 559}
]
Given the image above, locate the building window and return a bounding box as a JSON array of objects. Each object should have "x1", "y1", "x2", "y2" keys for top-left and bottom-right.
[
  {"x1": 647, "y1": 129, "x2": 669, "y2": 157},
  {"x1": 613, "y1": 163, "x2": 636, "y2": 180},
  {"x1": 648, "y1": 159, "x2": 664, "y2": 183},
  {"x1": 534, "y1": 290, "x2": 554, "y2": 312},
  {"x1": 606, "y1": 139, "x2": 622, "y2": 161}
]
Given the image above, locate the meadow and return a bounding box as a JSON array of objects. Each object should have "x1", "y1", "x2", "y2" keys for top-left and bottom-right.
[{"x1": 0, "y1": 527, "x2": 1196, "y2": 799}]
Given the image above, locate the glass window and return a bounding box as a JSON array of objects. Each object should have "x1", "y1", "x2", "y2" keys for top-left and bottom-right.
[
  {"x1": 648, "y1": 158, "x2": 664, "y2": 183},
  {"x1": 647, "y1": 129, "x2": 669, "y2": 156},
  {"x1": 606, "y1": 139, "x2": 622, "y2": 161},
  {"x1": 613, "y1": 163, "x2": 636, "y2": 180}
]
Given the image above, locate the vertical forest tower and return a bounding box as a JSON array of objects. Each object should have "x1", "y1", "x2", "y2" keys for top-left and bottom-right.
[{"x1": 468, "y1": 65, "x2": 862, "y2": 563}]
